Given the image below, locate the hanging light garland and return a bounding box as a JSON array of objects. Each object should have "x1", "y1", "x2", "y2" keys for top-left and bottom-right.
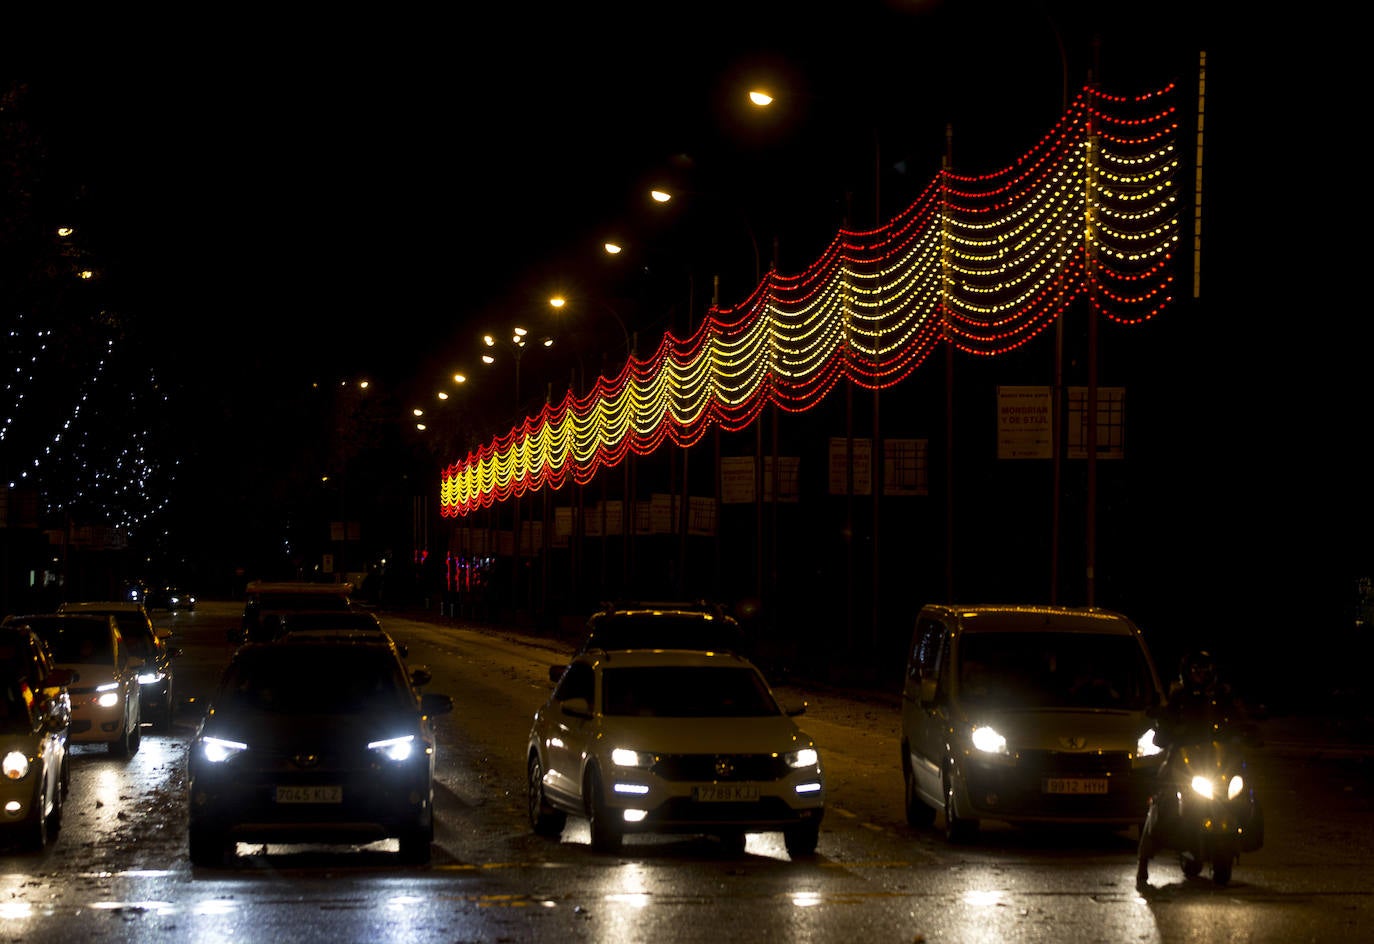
[{"x1": 442, "y1": 83, "x2": 1179, "y2": 517}]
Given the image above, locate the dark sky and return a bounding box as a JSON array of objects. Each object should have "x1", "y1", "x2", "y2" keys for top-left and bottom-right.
[
  {"x1": 21, "y1": 2, "x2": 1366, "y2": 607},
  {"x1": 31, "y1": 1, "x2": 1221, "y2": 402}
]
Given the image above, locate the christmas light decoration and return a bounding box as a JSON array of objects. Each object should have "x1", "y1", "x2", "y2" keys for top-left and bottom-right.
[{"x1": 442, "y1": 84, "x2": 1179, "y2": 517}]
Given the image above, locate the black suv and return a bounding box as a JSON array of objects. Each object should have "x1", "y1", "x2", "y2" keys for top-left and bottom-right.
[{"x1": 56, "y1": 601, "x2": 180, "y2": 731}]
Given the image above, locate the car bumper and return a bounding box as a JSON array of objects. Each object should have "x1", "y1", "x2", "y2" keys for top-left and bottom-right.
[
  {"x1": 189, "y1": 765, "x2": 434, "y2": 843},
  {"x1": 67, "y1": 700, "x2": 128, "y2": 743},
  {"x1": 954, "y1": 750, "x2": 1162, "y2": 825},
  {"x1": 600, "y1": 766, "x2": 825, "y2": 834}
]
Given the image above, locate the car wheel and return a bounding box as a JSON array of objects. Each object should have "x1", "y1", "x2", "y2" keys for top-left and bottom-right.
[
  {"x1": 943, "y1": 766, "x2": 978, "y2": 843},
  {"x1": 127, "y1": 719, "x2": 142, "y2": 755},
  {"x1": 397, "y1": 828, "x2": 433, "y2": 865},
  {"x1": 716, "y1": 830, "x2": 747, "y2": 856},
  {"x1": 109, "y1": 721, "x2": 130, "y2": 757},
  {"x1": 45, "y1": 771, "x2": 63, "y2": 840},
  {"x1": 585, "y1": 766, "x2": 622, "y2": 852},
  {"x1": 903, "y1": 754, "x2": 936, "y2": 828},
  {"x1": 1180, "y1": 850, "x2": 1203, "y2": 878},
  {"x1": 527, "y1": 753, "x2": 566, "y2": 838},
  {"x1": 20, "y1": 777, "x2": 48, "y2": 852},
  {"x1": 188, "y1": 823, "x2": 229, "y2": 867},
  {"x1": 783, "y1": 821, "x2": 820, "y2": 858}
]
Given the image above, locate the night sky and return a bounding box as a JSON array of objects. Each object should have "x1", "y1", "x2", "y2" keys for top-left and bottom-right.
[{"x1": 12, "y1": 2, "x2": 1365, "y2": 637}]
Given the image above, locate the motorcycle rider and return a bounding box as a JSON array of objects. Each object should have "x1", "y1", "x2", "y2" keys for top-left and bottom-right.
[{"x1": 1136, "y1": 649, "x2": 1236, "y2": 886}]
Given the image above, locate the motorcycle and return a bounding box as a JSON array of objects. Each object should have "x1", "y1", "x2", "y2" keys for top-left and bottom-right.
[{"x1": 1141, "y1": 717, "x2": 1264, "y2": 886}]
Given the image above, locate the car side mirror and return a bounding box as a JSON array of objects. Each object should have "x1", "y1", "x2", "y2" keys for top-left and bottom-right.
[
  {"x1": 560, "y1": 696, "x2": 593, "y2": 719},
  {"x1": 783, "y1": 699, "x2": 807, "y2": 717},
  {"x1": 409, "y1": 666, "x2": 433, "y2": 688},
  {"x1": 548, "y1": 664, "x2": 567, "y2": 684}
]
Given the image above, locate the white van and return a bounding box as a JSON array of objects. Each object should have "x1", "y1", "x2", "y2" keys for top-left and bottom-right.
[{"x1": 900, "y1": 604, "x2": 1167, "y2": 841}]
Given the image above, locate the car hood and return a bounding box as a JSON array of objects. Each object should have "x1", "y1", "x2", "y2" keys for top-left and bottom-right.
[
  {"x1": 55, "y1": 661, "x2": 119, "y2": 689},
  {"x1": 595, "y1": 715, "x2": 812, "y2": 754},
  {"x1": 956, "y1": 707, "x2": 1148, "y2": 752}
]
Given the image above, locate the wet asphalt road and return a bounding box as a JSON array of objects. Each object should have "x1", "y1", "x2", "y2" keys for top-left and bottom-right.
[{"x1": 0, "y1": 600, "x2": 1370, "y2": 943}]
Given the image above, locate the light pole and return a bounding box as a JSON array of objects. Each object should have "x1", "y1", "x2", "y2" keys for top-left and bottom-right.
[{"x1": 482, "y1": 327, "x2": 552, "y2": 412}]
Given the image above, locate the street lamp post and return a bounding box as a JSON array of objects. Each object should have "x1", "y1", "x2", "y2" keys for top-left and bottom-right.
[{"x1": 481, "y1": 327, "x2": 552, "y2": 623}]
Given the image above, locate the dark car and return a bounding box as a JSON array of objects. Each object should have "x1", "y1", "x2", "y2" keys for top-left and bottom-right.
[
  {"x1": 576, "y1": 601, "x2": 748, "y2": 656},
  {"x1": 57, "y1": 601, "x2": 180, "y2": 731},
  {"x1": 145, "y1": 585, "x2": 197, "y2": 612},
  {"x1": 276, "y1": 610, "x2": 409, "y2": 658},
  {"x1": 0, "y1": 625, "x2": 73, "y2": 850},
  {"x1": 187, "y1": 637, "x2": 454, "y2": 867},
  {"x1": 236, "y1": 581, "x2": 355, "y2": 645}
]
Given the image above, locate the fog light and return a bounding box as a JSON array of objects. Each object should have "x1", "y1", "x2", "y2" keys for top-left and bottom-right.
[{"x1": 623, "y1": 809, "x2": 647, "y2": 823}]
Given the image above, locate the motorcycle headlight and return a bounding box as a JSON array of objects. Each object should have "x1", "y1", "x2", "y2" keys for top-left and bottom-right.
[
  {"x1": 1, "y1": 751, "x2": 29, "y2": 780},
  {"x1": 610, "y1": 747, "x2": 654, "y2": 769},
  {"x1": 1136, "y1": 728, "x2": 1163, "y2": 757},
  {"x1": 1190, "y1": 775, "x2": 1216, "y2": 799},
  {"x1": 200, "y1": 736, "x2": 248, "y2": 764},
  {"x1": 785, "y1": 747, "x2": 819, "y2": 769},
  {"x1": 971, "y1": 725, "x2": 1007, "y2": 754},
  {"x1": 1227, "y1": 774, "x2": 1244, "y2": 800},
  {"x1": 368, "y1": 735, "x2": 416, "y2": 762}
]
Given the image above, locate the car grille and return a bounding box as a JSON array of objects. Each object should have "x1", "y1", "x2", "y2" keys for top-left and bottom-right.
[{"x1": 652, "y1": 753, "x2": 787, "y2": 782}]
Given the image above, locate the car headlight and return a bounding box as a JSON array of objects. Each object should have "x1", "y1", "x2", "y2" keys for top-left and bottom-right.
[
  {"x1": 368, "y1": 735, "x2": 416, "y2": 762},
  {"x1": 785, "y1": 747, "x2": 819, "y2": 768},
  {"x1": 96, "y1": 685, "x2": 120, "y2": 709},
  {"x1": 1, "y1": 751, "x2": 29, "y2": 780},
  {"x1": 610, "y1": 747, "x2": 654, "y2": 769},
  {"x1": 1136, "y1": 728, "x2": 1163, "y2": 757},
  {"x1": 200, "y1": 736, "x2": 249, "y2": 763},
  {"x1": 138, "y1": 670, "x2": 164, "y2": 685},
  {"x1": 971, "y1": 725, "x2": 1007, "y2": 754},
  {"x1": 1227, "y1": 774, "x2": 1244, "y2": 800}
]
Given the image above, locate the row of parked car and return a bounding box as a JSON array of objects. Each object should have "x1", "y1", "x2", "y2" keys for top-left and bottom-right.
[{"x1": 0, "y1": 599, "x2": 182, "y2": 851}]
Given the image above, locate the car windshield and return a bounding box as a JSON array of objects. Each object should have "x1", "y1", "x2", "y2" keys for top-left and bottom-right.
[
  {"x1": 101, "y1": 613, "x2": 154, "y2": 657},
  {"x1": 0, "y1": 679, "x2": 35, "y2": 732},
  {"x1": 27, "y1": 620, "x2": 113, "y2": 664},
  {"x1": 956, "y1": 632, "x2": 1156, "y2": 710},
  {"x1": 601, "y1": 665, "x2": 779, "y2": 717},
  {"x1": 219, "y1": 648, "x2": 413, "y2": 715},
  {"x1": 588, "y1": 614, "x2": 741, "y2": 651}
]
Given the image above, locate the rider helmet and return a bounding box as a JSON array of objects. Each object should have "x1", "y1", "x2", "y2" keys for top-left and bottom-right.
[{"x1": 1180, "y1": 649, "x2": 1216, "y2": 689}]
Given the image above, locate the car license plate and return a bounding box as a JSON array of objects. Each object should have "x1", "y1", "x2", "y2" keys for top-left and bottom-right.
[
  {"x1": 276, "y1": 785, "x2": 343, "y2": 804},
  {"x1": 692, "y1": 785, "x2": 760, "y2": 802},
  {"x1": 1043, "y1": 778, "x2": 1108, "y2": 795}
]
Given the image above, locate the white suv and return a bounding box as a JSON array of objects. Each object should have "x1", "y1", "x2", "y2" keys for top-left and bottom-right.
[{"x1": 527, "y1": 648, "x2": 825, "y2": 856}]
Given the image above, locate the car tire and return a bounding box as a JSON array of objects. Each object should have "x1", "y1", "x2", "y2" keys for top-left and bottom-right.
[
  {"x1": 903, "y1": 754, "x2": 936, "y2": 828},
  {"x1": 716, "y1": 830, "x2": 747, "y2": 856},
  {"x1": 45, "y1": 771, "x2": 63, "y2": 841},
  {"x1": 527, "y1": 753, "x2": 566, "y2": 838},
  {"x1": 783, "y1": 821, "x2": 820, "y2": 858},
  {"x1": 188, "y1": 823, "x2": 230, "y2": 867},
  {"x1": 20, "y1": 776, "x2": 48, "y2": 852},
  {"x1": 397, "y1": 828, "x2": 433, "y2": 865},
  {"x1": 585, "y1": 767, "x2": 622, "y2": 853},
  {"x1": 943, "y1": 766, "x2": 978, "y2": 843}
]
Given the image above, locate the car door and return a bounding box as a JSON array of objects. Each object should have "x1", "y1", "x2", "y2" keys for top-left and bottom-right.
[
  {"x1": 540, "y1": 661, "x2": 595, "y2": 806},
  {"x1": 903, "y1": 614, "x2": 951, "y2": 807}
]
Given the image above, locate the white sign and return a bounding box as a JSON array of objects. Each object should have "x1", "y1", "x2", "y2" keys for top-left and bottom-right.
[{"x1": 997, "y1": 386, "x2": 1053, "y2": 459}]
